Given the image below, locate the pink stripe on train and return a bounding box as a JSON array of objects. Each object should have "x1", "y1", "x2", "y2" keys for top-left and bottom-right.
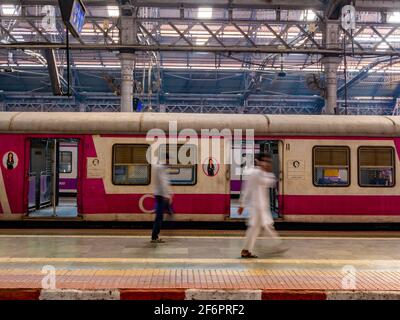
[
  {"x1": 282, "y1": 195, "x2": 400, "y2": 215},
  {"x1": 81, "y1": 180, "x2": 230, "y2": 214}
]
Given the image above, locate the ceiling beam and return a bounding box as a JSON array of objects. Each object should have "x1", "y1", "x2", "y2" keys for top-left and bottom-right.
[
  {"x1": 4, "y1": 15, "x2": 400, "y2": 29},
  {"x1": 6, "y1": 0, "x2": 325, "y2": 9},
  {"x1": 355, "y1": 0, "x2": 400, "y2": 11},
  {"x1": 4, "y1": 0, "x2": 400, "y2": 11},
  {"x1": 337, "y1": 57, "x2": 399, "y2": 97},
  {"x1": 4, "y1": 42, "x2": 400, "y2": 57}
]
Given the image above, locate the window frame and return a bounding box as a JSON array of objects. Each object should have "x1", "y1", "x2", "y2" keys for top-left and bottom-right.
[
  {"x1": 112, "y1": 143, "x2": 151, "y2": 186},
  {"x1": 59, "y1": 151, "x2": 73, "y2": 174},
  {"x1": 357, "y1": 146, "x2": 396, "y2": 188},
  {"x1": 158, "y1": 144, "x2": 198, "y2": 186},
  {"x1": 312, "y1": 145, "x2": 351, "y2": 188}
]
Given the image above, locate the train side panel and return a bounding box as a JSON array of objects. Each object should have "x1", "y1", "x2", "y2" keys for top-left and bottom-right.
[
  {"x1": 3, "y1": 129, "x2": 400, "y2": 223},
  {"x1": 0, "y1": 134, "x2": 27, "y2": 217},
  {"x1": 281, "y1": 137, "x2": 400, "y2": 222},
  {"x1": 80, "y1": 135, "x2": 230, "y2": 221}
]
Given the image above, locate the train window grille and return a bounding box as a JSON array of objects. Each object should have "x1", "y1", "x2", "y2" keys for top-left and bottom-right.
[
  {"x1": 159, "y1": 144, "x2": 197, "y2": 185},
  {"x1": 313, "y1": 147, "x2": 350, "y2": 187},
  {"x1": 112, "y1": 144, "x2": 150, "y2": 185},
  {"x1": 358, "y1": 147, "x2": 395, "y2": 187},
  {"x1": 59, "y1": 151, "x2": 72, "y2": 173}
]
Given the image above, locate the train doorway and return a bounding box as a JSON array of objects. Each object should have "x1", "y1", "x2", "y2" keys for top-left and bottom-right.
[
  {"x1": 230, "y1": 140, "x2": 282, "y2": 220},
  {"x1": 28, "y1": 138, "x2": 79, "y2": 218}
]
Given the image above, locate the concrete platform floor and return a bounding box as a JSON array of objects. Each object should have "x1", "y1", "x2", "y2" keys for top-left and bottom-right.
[{"x1": 0, "y1": 229, "x2": 399, "y2": 299}]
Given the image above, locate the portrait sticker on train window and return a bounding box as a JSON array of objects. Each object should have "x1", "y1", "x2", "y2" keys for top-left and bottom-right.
[
  {"x1": 2, "y1": 151, "x2": 18, "y2": 170},
  {"x1": 202, "y1": 157, "x2": 220, "y2": 177}
]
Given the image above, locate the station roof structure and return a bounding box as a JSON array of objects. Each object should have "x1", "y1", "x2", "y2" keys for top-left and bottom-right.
[{"x1": 1, "y1": 0, "x2": 400, "y2": 114}]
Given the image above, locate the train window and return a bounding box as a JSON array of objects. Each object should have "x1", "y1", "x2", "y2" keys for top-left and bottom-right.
[
  {"x1": 159, "y1": 144, "x2": 197, "y2": 185},
  {"x1": 358, "y1": 147, "x2": 395, "y2": 187},
  {"x1": 59, "y1": 151, "x2": 72, "y2": 173},
  {"x1": 112, "y1": 144, "x2": 150, "y2": 185},
  {"x1": 313, "y1": 146, "x2": 350, "y2": 187}
]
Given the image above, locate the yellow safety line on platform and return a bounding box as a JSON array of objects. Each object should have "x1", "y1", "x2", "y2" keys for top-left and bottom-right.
[
  {"x1": 0, "y1": 257, "x2": 399, "y2": 267},
  {"x1": 0, "y1": 234, "x2": 399, "y2": 240}
]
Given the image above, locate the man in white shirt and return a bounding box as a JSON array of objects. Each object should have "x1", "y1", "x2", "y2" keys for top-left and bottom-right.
[
  {"x1": 238, "y1": 153, "x2": 286, "y2": 258},
  {"x1": 151, "y1": 153, "x2": 173, "y2": 243}
]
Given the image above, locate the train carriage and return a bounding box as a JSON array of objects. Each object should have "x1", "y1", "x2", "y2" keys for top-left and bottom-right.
[
  {"x1": 59, "y1": 142, "x2": 78, "y2": 195},
  {"x1": 0, "y1": 112, "x2": 400, "y2": 223}
]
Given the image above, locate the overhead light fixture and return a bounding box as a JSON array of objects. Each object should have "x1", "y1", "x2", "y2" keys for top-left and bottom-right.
[
  {"x1": 388, "y1": 12, "x2": 400, "y2": 23},
  {"x1": 197, "y1": 7, "x2": 212, "y2": 19},
  {"x1": 195, "y1": 38, "x2": 209, "y2": 45},
  {"x1": 301, "y1": 9, "x2": 316, "y2": 21},
  {"x1": 107, "y1": 5, "x2": 119, "y2": 17},
  {"x1": 1, "y1": 5, "x2": 19, "y2": 16}
]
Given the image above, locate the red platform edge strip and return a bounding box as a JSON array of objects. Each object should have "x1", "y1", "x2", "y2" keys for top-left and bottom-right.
[
  {"x1": 120, "y1": 289, "x2": 186, "y2": 300},
  {"x1": 0, "y1": 288, "x2": 333, "y2": 300},
  {"x1": 261, "y1": 290, "x2": 327, "y2": 300},
  {"x1": 0, "y1": 289, "x2": 41, "y2": 300}
]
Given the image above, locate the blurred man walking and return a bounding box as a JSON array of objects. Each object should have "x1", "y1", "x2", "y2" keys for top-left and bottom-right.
[{"x1": 238, "y1": 153, "x2": 286, "y2": 258}]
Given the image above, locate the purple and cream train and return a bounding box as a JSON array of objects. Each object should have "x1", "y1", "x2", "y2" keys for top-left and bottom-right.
[
  {"x1": 1, "y1": 112, "x2": 400, "y2": 223},
  {"x1": 59, "y1": 142, "x2": 78, "y2": 195}
]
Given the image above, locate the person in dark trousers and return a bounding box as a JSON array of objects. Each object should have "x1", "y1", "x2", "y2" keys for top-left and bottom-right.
[{"x1": 151, "y1": 152, "x2": 173, "y2": 243}]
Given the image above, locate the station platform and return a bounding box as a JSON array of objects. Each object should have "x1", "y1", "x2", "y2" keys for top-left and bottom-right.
[{"x1": 0, "y1": 229, "x2": 399, "y2": 300}]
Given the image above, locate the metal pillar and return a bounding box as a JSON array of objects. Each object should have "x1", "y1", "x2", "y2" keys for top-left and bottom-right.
[
  {"x1": 119, "y1": 12, "x2": 137, "y2": 113},
  {"x1": 119, "y1": 53, "x2": 135, "y2": 112},
  {"x1": 322, "y1": 56, "x2": 341, "y2": 114},
  {"x1": 322, "y1": 21, "x2": 341, "y2": 115},
  {"x1": 238, "y1": 99, "x2": 247, "y2": 114}
]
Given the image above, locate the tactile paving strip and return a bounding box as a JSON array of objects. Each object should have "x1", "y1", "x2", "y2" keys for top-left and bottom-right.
[{"x1": 0, "y1": 268, "x2": 399, "y2": 291}]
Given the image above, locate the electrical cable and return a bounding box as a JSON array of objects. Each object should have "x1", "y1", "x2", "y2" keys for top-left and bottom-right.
[{"x1": 66, "y1": 25, "x2": 71, "y2": 97}]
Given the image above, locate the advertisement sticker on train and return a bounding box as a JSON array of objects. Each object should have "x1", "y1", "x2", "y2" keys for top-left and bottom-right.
[
  {"x1": 2, "y1": 151, "x2": 18, "y2": 170},
  {"x1": 202, "y1": 157, "x2": 219, "y2": 177}
]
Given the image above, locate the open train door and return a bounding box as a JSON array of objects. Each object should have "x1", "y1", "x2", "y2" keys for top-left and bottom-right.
[
  {"x1": 229, "y1": 140, "x2": 283, "y2": 220},
  {"x1": 27, "y1": 138, "x2": 79, "y2": 218},
  {"x1": 258, "y1": 141, "x2": 282, "y2": 219},
  {"x1": 27, "y1": 138, "x2": 56, "y2": 216}
]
